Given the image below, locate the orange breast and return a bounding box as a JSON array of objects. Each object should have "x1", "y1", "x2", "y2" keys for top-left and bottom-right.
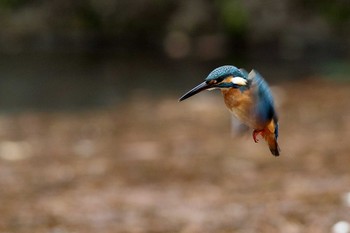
[{"x1": 221, "y1": 88, "x2": 263, "y2": 129}]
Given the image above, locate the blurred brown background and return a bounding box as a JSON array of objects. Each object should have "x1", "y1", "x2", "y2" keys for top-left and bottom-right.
[{"x1": 0, "y1": 0, "x2": 349, "y2": 232}]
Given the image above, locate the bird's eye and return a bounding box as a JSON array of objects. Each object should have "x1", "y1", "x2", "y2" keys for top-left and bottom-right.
[
  {"x1": 215, "y1": 76, "x2": 225, "y2": 83},
  {"x1": 206, "y1": 76, "x2": 225, "y2": 85}
]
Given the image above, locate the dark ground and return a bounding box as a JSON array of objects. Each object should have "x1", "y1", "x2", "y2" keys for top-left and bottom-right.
[{"x1": 0, "y1": 80, "x2": 349, "y2": 233}]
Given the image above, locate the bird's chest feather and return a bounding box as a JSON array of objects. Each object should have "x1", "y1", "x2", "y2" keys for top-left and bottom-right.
[{"x1": 221, "y1": 88, "x2": 262, "y2": 129}]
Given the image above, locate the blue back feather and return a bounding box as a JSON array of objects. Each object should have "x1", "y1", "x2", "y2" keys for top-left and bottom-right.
[{"x1": 249, "y1": 70, "x2": 278, "y2": 138}]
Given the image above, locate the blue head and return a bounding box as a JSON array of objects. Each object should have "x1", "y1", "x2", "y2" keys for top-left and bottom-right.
[
  {"x1": 206, "y1": 65, "x2": 245, "y2": 81},
  {"x1": 179, "y1": 65, "x2": 247, "y2": 101}
]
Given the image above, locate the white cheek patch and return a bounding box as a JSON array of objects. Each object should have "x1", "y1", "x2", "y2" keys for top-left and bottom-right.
[{"x1": 230, "y1": 77, "x2": 247, "y2": 86}]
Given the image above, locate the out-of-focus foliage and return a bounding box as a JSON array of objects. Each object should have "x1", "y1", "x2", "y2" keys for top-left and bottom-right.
[
  {"x1": 0, "y1": 0, "x2": 26, "y2": 9},
  {"x1": 0, "y1": 0, "x2": 348, "y2": 61},
  {"x1": 217, "y1": 0, "x2": 248, "y2": 34},
  {"x1": 301, "y1": 0, "x2": 350, "y2": 28}
]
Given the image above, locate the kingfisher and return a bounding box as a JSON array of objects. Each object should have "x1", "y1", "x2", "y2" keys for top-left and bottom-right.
[{"x1": 179, "y1": 65, "x2": 280, "y2": 156}]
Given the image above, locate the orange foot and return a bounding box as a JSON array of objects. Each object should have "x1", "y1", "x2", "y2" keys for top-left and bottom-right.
[{"x1": 253, "y1": 129, "x2": 265, "y2": 143}]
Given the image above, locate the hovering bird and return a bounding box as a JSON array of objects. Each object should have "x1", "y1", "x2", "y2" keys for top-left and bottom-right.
[{"x1": 179, "y1": 65, "x2": 280, "y2": 156}]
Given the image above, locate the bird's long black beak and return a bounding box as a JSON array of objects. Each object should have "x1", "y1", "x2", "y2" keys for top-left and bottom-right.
[{"x1": 179, "y1": 81, "x2": 213, "y2": 102}]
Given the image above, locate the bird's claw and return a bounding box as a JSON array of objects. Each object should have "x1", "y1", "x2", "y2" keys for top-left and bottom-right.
[{"x1": 253, "y1": 130, "x2": 264, "y2": 143}]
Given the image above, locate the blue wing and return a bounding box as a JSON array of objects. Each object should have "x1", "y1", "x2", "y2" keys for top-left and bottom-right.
[{"x1": 248, "y1": 70, "x2": 277, "y2": 128}]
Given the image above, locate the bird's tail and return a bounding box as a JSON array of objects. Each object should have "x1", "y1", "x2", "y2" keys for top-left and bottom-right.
[
  {"x1": 265, "y1": 134, "x2": 280, "y2": 156},
  {"x1": 264, "y1": 119, "x2": 280, "y2": 156}
]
